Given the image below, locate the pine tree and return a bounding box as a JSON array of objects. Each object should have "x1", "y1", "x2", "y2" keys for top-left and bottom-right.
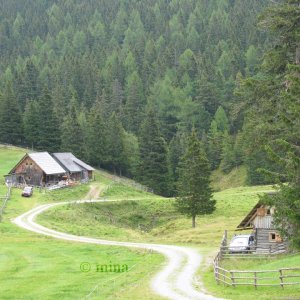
[
  {"x1": 60, "y1": 98, "x2": 84, "y2": 157},
  {"x1": 0, "y1": 82, "x2": 23, "y2": 145},
  {"x1": 36, "y1": 88, "x2": 61, "y2": 152},
  {"x1": 220, "y1": 131, "x2": 236, "y2": 174},
  {"x1": 124, "y1": 71, "x2": 145, "y2": 134},
  {"x1": 23, "y1": 100, "x2": 40, "y2": 149},
  {"x1": 175, "y1": 128, "x2": 215, "y2": 228},
  {"x1": 86, "y1": 99, "x2": 107, "y2": 167},
  {"x1": 241, "y1": 0, "x2": 300, "y2": 247},
  {"x1": 139, "y1": 108, "x2": 170, "y2": 196},
  {"x1": 106, "y1": 113, "x2": 125, "y2": 175}
]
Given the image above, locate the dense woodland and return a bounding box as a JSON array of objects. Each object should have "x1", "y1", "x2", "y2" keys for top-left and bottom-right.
[{"x1": 0, "y1": 1, "x2": 298, "y2": 203}]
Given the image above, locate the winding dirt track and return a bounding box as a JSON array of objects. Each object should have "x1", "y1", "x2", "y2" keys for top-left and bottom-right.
[{"x1": 13, "y1": 199, "x2": 221, "y2": 300}]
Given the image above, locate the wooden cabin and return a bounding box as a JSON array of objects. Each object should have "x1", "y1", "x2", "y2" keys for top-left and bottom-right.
[
  {"x1": 52, "y1": 153, "x2": 94, "y2": 181},
  {"x1": 5, "y1": 152, "x2": 66, "y2": 187},
  {"x1": 237, "y1": 200, "x2": 288, "y2": 253}
]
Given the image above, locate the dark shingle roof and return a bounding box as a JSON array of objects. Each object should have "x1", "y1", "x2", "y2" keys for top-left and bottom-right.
[{"x1": 52, "y1": 153, "x2": 95, "y2": 172}]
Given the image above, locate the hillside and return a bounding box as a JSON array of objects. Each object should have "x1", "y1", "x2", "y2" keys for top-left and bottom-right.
[
  {"x1": 0, "y1": 0, "x2": 274, "y2": 195},
  {"x1": 1, "y1": 146, "x2": 299, "y2": 299}
]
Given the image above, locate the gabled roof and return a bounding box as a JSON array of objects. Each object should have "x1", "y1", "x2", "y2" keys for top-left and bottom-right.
[
  {"x1": 52, "y1": 153, "x2": 95, "y2": 173},
  {"x1": 236, "y1": 192, "x2": 277, "y2": 230},
  {"x1": 10, "y1": 152, "x2": 66, "y2": 175},
  {"x1": 236, "y1": 202, "x2": 262, "y2": 230}
]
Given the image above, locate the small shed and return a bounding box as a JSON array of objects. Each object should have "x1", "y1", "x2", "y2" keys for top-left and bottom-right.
[
  {"x1": 52, "y1": 153, "x2": 94, "y2": 181},
  {"x1": 237, "y1": 199, "x2": 288, "y2": 253},
  {"x1": 5, "y1": 152, "x2": 66, "y2": 187}
]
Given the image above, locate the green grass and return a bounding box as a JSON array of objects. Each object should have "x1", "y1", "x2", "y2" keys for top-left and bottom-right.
[
  {"x1": 211, "y1": 165, "x2": 248, "y2": 192},
  {"x1": 1, "y1": 146, "x2": 299, "y2": 299},
  {"x1": 38, "y1": 185, "x2": 274, "y2": 247},
  {"x1": 203, "y1": 254, "x2": 300, "y2": 300},
  {"x1": 0, "y1": 148, "x2": 164, "y2": 300},
  {"x1": 0, "y1": 226, "x2": 164, "y2": 300}
]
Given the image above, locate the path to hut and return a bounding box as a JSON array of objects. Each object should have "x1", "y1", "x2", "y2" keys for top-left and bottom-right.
[
  {"x1": 84, "y1": 184, "x2": 103, "y2": 200},
  {"x1": 13, "y1": 199, "x2": 221, "y2": 300}
]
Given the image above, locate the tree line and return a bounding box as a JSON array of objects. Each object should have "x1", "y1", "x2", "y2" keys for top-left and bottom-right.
[{"x1": 0, "y1": 0, "x2": 280, "y2": 196}]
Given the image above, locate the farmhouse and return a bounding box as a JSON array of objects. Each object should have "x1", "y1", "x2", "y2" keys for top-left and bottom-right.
[
  {"x1": 5, "y1": 152, "x2": 66, "y2": 187},
  {"x1": 52, "y1": 152, "x2": 94, "y2": 181},
  {"x1": 237, "y1": 199, "x2": 288, "y2": 253},
  {"x1": 5, "y1": 152, "x2": 94, "y2": 187}
]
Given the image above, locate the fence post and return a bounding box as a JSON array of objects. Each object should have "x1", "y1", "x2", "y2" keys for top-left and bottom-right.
[
  {"x1": 279, "y1": 269, "x2": 284, "y2": 289},
  {"x1": 230, "y1": 271, "x2": 235, "y2": 288},
  {"x1": 254, "y1": 271, "x2": 257, "y2": 289}
]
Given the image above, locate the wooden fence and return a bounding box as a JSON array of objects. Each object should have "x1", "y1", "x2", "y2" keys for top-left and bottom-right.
[
  {"x1": 213, "y1": 252, "x2": 300, "y2": 288},
  {"x1": 0, "y1": 185, "x2": 12, "y2": 222},
  {"x1": 219, "y1": 244, "x2": 287, "y2": 258}
]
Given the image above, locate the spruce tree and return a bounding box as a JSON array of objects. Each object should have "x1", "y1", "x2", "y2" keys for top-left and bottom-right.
[
  {"x1": 241, "y1": 0, "x2": 300, "y2": 247},
  {"x1": 37, "y1": 88, "x2": 61, "y2": 152},
  {"x1": 0, "y1": 82, "x2": 23, "y2": 145},
  {"x1": 23, "y1": 100, "x2": 40, "y2": 149},
  {"x1": 139, "y1": 108, "x2": 170, "y2": 196},
  {"x1": 60, "y1": 98, "x2": 84, "y2": 157},
  {"x1": 106, "y1": 113, "x2": 125, "y2": 175},
  {"x1": 175, "y1": 128, "x2": 215, "y2": 228},
  {"x1": 86, "y1": 99, "x2": 107, "y2": 167}
]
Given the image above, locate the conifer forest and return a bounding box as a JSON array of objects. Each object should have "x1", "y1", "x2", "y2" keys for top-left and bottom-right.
[{"x1": 0, "y1": 0, "x2": 299, "y2": 202}]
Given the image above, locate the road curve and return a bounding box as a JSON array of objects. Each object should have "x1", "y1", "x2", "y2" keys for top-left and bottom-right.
[{"x1": 13, "y1": 199, "x2": 221, "y2": 300}]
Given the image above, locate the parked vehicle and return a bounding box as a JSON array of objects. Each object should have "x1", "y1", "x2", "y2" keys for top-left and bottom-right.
[
  {"x1": 228, "y1": 234, "x2": 255, "y2": 253},
  {"x1": 22, "y1": 186, "x2": 33, "y2": 197}
]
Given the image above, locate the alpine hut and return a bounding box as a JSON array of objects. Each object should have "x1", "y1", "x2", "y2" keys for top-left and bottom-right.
[
  {"x1": 237, "y1": 198, "x2": 288, "y2": 253},
  {"x1": 52, "y1": 152, "x2": 94, "y2": 181},
  {"x1": 5, "y1": 152, "x2": 66, "y2": 187}
]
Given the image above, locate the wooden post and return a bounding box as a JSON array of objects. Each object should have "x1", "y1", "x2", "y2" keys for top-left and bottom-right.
[
  {"x1": 216, "y1": 267, "x2": 220, "y2": 285},
  {"x1": 230, "y1": 271, "x2": 235, "y2": 288},
  {"x1": 279, "y1": 269, "x2": 284, "y2": 289},
  {"x1": 254, "y1": 271, "x2": 257, "y2": 289}
]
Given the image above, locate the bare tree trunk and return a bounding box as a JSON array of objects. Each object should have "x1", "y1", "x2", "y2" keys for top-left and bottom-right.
[{"x1": 192, "y1": 215, "x2": 196, "y2": 228}]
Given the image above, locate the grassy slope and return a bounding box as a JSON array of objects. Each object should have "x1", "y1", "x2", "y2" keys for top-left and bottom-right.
[
  {"x1": 211, "y1": 165, "x2": 248, "y2": 192},
  {"x1": 37, "y1": 180, "x2": 300, "y2": 299},
  {"x1": 0, "y1": 147, "x2": 164, "y2": 300},
  {"x1": 38, "y1": 184, "x2": 274, "y2": 246},
  {"x1": 1, "y1": 146, "x2": 299, "y2": 299}
]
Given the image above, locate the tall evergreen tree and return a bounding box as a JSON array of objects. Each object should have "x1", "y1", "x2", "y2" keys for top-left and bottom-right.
[
  {"x1": 139, "y1": 108, "x2": 170, "y2": 196},
  {"x1": 60, "y1": 98, "x2": 84, "y2": 157},
  {"x1": 241, "y1": 0, "x2": 300, "y2": 247},
  {"x1": 23, "y1": 100, "x2": 40, "y2": 149},
  {"x1": 175, "y1": 128, "x2": 216, "y2": 228},
  {"x1": 0, "y1": 82, "x2": 23, "y2": 145},
  {"x1": 106, "y1": 113, "x2": 126, "y2": 175},
  {"x1": 37, "y1": 88, "x2": 61, "y2": 152},
  {"x1": 86, "y1": 99, "x2": 107, "y2": 167}
]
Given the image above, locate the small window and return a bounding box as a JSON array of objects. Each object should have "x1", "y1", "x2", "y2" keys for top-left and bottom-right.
[
  {"x1": 269, "y1": 232, "x2": 276, "y2": 242},
  {"x1": 266, "y1": 209, "x2": 271, "y2": 215}
]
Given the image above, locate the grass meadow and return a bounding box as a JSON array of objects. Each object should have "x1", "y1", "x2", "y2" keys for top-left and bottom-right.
[{"x1": 0, "y1": 145, "x2": 299, "y2": 299}]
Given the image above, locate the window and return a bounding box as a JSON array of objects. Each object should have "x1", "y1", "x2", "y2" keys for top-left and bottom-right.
[
  {"x1": 269, "y1": 232, "x2": 276, "y2": 242},
  {"x1": 266, "y1": 209, "x2": 271, "y2": 215}
]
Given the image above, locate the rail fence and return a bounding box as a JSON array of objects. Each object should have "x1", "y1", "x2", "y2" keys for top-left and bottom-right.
[
  {"x1": 213, "y1": 256, "x2": 300, "y2": 289},
  {"x1": 0, "y1": 185, "x2": 12, "y2": 222},
  {"x1": 213, "y1": 231, "x2": 300, "y2": 288}
]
